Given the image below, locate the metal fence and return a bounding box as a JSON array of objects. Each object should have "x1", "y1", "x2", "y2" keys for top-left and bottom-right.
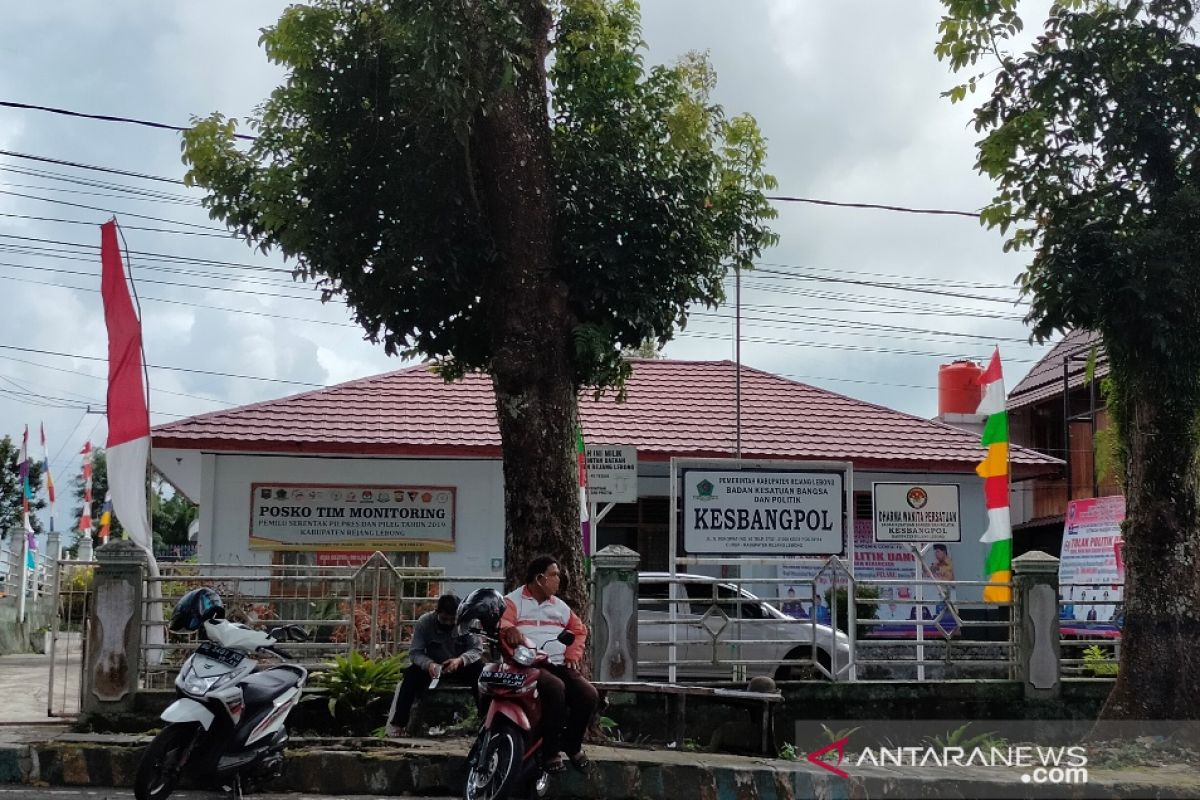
[
  {"x1": 47, "y1": 559, "x2": 93, "y2": 717},
  {"x1": 645, "y1": 557, "x2": 1016, "y2": 683},
  {"x1": 1058, "y1": 582, "x2": 1121, "y2": 680},
  {"x1": 138, "y1": 552, "x2": 504, "y2": 689}
]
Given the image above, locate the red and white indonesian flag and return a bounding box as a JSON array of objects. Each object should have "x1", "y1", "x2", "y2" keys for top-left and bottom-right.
[
  {"x1": 100, "y1": 221, "x2": 154, "y2": 562},
  {"x1": 102, "y1": 220, "x2": 163, "y2": 663}
]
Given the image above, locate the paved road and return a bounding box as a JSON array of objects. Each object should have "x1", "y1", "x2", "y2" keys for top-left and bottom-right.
[{"x1": 0, "y1": 789, "x2": 455, "y2": 800}]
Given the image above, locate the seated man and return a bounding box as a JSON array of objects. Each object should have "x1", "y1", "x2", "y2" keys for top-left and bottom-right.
[
  {"x1": 500, "y1": 555, "x2": 598, "y2": 773},
  {"x1": 386, "y1": 593, "x2": 483, "y2": 737}
]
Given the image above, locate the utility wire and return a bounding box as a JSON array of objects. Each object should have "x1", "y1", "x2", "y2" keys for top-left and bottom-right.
[
  {"x1": 0, "y1": 148, "x2": 184, "y2": 185},
  {"x1": 766, "y1": 194, "x2": 980, "y2": 218},
  {"x1": 0, "y1": 101, "x2": 256, "y2": 142},
  {"x1": 0, "y1": 343, "x2": 324, "y2": 387}
]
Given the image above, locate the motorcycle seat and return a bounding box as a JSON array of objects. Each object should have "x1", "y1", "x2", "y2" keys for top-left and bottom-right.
[{"x1": 241, "y1": 666, "x2": 304, "y2": 707}]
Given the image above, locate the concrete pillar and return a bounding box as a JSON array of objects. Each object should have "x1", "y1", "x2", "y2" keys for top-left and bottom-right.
[
  {"x1": 76, "y1": 535, "x2": 93, "y2": 563},
  {"x1": 1012, "y1": 550, "x2": 1061, "y2": 700},
  {"x1": 82, "y1": 540, "x2": 147, "y2": 713},
  {"x1": 592, "y1": 545, "x2": 639, "y2": 681}
]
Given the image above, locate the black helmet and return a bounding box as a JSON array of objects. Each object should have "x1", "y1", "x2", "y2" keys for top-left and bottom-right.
[
  {"x1": 456, "y1": 588, "x2": 505, "y2": 635},
  {"x1": 170, "y1": 587, "x2": 225, "y2": 633}
]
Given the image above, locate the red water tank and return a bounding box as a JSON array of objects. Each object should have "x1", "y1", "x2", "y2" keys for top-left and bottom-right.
[{"x1": 938, "y1": 360, "x2": 984, "y2": 415}]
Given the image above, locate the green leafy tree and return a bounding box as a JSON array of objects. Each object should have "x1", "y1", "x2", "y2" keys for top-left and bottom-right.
[
  {"x1": 0, "y1": 435, "x2": 45, "y2": 537},
  {"x1": 180, "y1": 0, "x2": 777, "y2": 609},
  {"x1": 151, "y1": 477, "x2": 197, "y2": 548},
  {"x1": 937, "y1": 0, "x2": 1200, "y2": 719}
]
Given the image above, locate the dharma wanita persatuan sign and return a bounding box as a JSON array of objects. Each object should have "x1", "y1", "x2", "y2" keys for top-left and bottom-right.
[
  {"x1": 249, "y1": 483, "x2": 456, "y2": 551},
  {"x1": 871, "y1": 483, "x2": 961, "y2": 543}
]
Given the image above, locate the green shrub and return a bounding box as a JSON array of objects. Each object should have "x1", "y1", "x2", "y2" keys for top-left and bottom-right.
[
  {"x1": 317, "y1": 650, "x2": 407, "y2": 718},
  {"x1": 1083, "y1": 644, "x2": 1119, "y2": 676},
  {"x1": 823, "y1": 585, "x2": 880, "y2": 634}
]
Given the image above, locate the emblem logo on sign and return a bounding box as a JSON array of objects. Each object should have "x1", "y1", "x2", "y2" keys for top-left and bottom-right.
[
  {"x1": 694, "y1": 479, "x2": 716, "y2": 501},
  {"x1": 906, "y1": 487, "x2": 928, "y2": 509}
]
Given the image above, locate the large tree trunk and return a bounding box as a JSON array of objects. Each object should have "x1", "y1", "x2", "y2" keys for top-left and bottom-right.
[
  {"x1": 1100, "y1": 361, "x2": 1200, "y2": 720},
  {"x1": 469, "y1": 0, "x2": 588, "y2": 616}
]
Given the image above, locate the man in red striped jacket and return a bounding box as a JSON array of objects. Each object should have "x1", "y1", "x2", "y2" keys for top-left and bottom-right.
[{"x1": 500, "y1": 555, "x2": 598, "y2": 773}]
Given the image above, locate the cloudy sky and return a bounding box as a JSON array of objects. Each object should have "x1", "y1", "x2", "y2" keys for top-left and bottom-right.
[{"x1": 0, "y1": 1, "x2": 1056, "y2": 531}]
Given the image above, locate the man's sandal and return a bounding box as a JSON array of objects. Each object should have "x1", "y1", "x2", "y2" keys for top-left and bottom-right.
[
  {"x1": 569, "y1": 751, "x2": 591, "y2": 770},
  {"x1": 545, "y1": 754, "x2": 567, "y2": 773}
]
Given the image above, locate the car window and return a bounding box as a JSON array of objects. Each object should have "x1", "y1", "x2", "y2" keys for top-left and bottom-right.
[
  {"x1": 639, "y1": 581, "x2": 670, "y2": 613},
  {"x1": 683, "y1": 583, "x2": 766, "y2": 619}
]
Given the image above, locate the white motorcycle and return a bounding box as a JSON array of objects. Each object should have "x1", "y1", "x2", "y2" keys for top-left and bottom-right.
[{"x1": 134, "y1": 618, "x2": 309, "y2": 800}]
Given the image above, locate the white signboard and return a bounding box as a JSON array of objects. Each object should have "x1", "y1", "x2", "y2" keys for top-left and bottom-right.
[
  {"x1": 872, "y1": 483, "x2": 962, "y2": 543},
  {"x1": 249, "y1": 483, "x2": 456, "y2": 552},
  {"x1": 585, "y1": 445, "x2": 638, "y2": 504},
  {"x1": 682, "y1": 469, "x2": 844, "y2": 555}
]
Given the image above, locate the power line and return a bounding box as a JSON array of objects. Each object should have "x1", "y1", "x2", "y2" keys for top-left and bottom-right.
[
  {"x1": 0, "y1": 148, "x2": 184, "y2": 185},
  {"x1": 0, "y1": 343, "x2": 324, "y2": 387},
  {"x1": 766, "y1": 195, "x2": 980, "y2": 218},
  {"x1": 0, "y1": 189, "x2": 224, "y2": 231},
  {"x1": 0, "y1": 351, "x2": 237, "y2": 406},
  {"x1": 0, "y1": 212, "x2": 232, "y2": 238},
  {"x1": 0, "y1": 101, "x2": 256, "y2": 142}
]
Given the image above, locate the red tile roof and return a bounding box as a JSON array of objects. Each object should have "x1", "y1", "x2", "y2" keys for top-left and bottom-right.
[
  {"x1": 153, "y1": 360, "x2": 1060, "y2": 476},
  {"x1": 1008, "y1": 330, "x2": 1108, "y2": 410}
]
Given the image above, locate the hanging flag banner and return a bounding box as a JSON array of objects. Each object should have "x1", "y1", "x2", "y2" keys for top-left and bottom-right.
[
  {"x1": 78, "y1": 442, "x2": 93, "y2": 536},
  {"x1": 975, "y1": 348, "x2": 1012, "y2": 603},
  {"x1": 40, "y1": 424, "x2": 55, "y2": 528},
  {"x1": 249, "y1": 483, "x2": 457, "y2": 551},
  {"x1": 101, "y1": 220, "x2": 154, "y2": 558},
  {"x1": 576, "y1": 427, "x2": 590, "y2": 559},
  {"x1": 1059, "y1": 496, "x2": 1125, "y2": 638}
]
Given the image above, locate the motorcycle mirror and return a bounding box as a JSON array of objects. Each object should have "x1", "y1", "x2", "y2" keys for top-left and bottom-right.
[
  {"x1": 267, "y1": 626, "x2": 286, "y2": 640},
  {"x1": 287, "y1": 625, "x2": 310, "y2": 642},
  {"x1": 557, "y1": 631, "x2": 576, "y2": 646}
]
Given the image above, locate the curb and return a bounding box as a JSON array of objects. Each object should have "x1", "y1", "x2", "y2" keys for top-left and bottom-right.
[{"x1": 4, "y1": 736, "x2": 1200, "y2": 799}]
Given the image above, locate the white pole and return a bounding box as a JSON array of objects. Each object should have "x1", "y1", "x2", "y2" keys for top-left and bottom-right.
[
  {"x1": 668, "y1": 458, "x2": 678, "y2": 685},
  {"x1": 17, "y1": 531, "x2": 28, "y2": 625},
  {"x1": 914, "y1": 543, "x2": 931, "y2": 682}
]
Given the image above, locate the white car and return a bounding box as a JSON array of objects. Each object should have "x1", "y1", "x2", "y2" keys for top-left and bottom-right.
[{"x1": 636, "y1": 572, "x2": 851, "y2": 681}]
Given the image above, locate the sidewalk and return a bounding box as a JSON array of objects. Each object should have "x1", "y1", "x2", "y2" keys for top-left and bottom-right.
[{"x1": 3, "y1": 651, "x2": 1199, "y2": 799}]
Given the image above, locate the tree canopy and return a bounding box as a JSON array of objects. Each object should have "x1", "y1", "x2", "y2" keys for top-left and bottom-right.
[
  {"x1": 181, "y1": 0, "x2": 776, "y2": 390},
  {"x1": 181, "y1": 0, "x2": 777, "y2": 604},
  {"x1": 938, "y1": 0, "x2": 1200, "y2": 720}
]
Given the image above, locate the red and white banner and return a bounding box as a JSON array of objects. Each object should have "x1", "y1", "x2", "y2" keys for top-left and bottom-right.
[{"x1": 101, "y1": 220, "x2": 153, "y2": 558}]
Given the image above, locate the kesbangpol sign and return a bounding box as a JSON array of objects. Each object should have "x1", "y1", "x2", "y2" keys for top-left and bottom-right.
[{"x1": 683, "y1": 469, "x2": 844, "y2": 555}]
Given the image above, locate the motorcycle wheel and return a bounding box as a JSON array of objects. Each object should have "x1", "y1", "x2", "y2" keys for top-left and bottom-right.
[
  {"x1": 464, "y1": 720, "x2": 524, "y2": 800},
  {"x1": 133, "y1": 722, "x2": 200, "y2": 800}
]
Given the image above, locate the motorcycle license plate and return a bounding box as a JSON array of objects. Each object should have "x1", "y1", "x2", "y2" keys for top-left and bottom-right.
[
  {"x1": 480, "y1": 670, "x2": 525, "y2": 688},
  {"x1": 196, "y1": 641, "x2": 246, "y2": 668}
]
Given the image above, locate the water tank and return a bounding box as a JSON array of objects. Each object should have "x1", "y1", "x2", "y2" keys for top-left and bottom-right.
[{"x1": 938, "y1": 360, "x2": 984, "y2": 416}]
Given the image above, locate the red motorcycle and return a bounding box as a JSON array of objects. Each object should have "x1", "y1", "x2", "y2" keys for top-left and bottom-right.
[{"x1": 457, "y1": 589, "x2": 576, "y2": 800}]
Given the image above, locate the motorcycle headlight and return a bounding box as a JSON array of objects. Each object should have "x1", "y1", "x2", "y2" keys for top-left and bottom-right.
[
  {"x1": 177, "y1": 666, "x2": 238, "y2": 696},
  {"x1": 512, "y1": 645, "x2": 537, "y2": 666}
]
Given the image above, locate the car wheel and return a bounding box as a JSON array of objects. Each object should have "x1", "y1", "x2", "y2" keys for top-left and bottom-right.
[{"x1": 774, "y1": 648, "x2": 832, "y2": 682}]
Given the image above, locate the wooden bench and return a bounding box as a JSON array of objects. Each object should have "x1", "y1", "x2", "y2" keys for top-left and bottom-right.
[{"x1": 592, "y1": 680, "x2": 782, "y2": 755}]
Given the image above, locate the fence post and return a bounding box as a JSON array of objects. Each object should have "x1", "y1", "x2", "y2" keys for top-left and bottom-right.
[
  {"x1": 82, "y1": 540, "x2": 147, "y2": 714},
  {"x1": 591, "y1": 545, "x2": 640, "y2": 681},
  {"x1": 1012, "y1": 550, "x2": 1060, "y2": 700}
]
